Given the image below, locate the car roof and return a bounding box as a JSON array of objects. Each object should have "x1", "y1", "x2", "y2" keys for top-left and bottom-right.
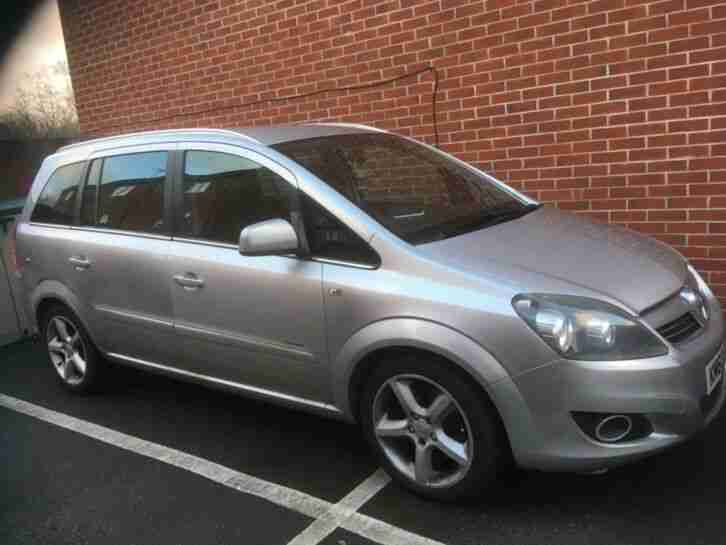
[{"x1": 56, "y1": 123, "x2": 388, "y2": 155}]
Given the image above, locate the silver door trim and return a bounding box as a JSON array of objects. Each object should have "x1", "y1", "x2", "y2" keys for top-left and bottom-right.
[
  {"x1": 28, "y1": 222, "x2": 72, "y2": 230},
  {"x1": 95, "y1": 304, "x2": 174, "y2": 331},
  {"x1": 71, "y1": 226, "x2": 172, "y2": 240},
  {"x1": 312, "y1": 257, "x2": 378, "y2": 270},
  {"x1": 106, "y1": 351, "x2": 341, "y2": 414},
  {"x1": 174, "y1": 321, "x2": 315, "y2": 362},
  {"x1": 172, "y1": 237, "x2": 238, "y2": 250},
  {"x1": 30, "y1": 223, "x2": 172, "y2": 241}
]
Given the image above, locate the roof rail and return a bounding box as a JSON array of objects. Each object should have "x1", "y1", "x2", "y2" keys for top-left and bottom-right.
[
  {"x1": 300, "y1": 122, "x2": 389, "y2": 134},
  {"x1": 57, "y1": 128, "x2": 260, "y2": 153}
]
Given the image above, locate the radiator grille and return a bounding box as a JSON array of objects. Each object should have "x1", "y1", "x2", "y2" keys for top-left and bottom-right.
[{"x1": 656, "y1": 312, "x2": 702, "y2": 344}]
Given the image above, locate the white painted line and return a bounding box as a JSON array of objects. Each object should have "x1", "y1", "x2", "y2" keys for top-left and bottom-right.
[
  {"x1": 0, "y1": 393, "x2": 445, "y2": 545},
  {"x1": 0, "y1": 393, "x2": 329, "y2": 518},
  {"x1": 340, "y1": 513, "x2": 445, "y2": 545},
  {"x1": 288, "y1": 469, "x2": 390, "y2": 545}
]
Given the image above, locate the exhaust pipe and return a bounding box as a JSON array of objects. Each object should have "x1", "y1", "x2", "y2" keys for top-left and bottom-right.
[{"x1": 595, "y1": 414, "x2": 633, "y2": 443}]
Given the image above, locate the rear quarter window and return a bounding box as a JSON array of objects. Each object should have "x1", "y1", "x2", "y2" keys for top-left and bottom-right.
[
  {"x1": 30, "y1": 162, "x2": 86, "y2": 225},
  {"x1": 96, "y1": 151, "x2": 168, "y2": 234}
]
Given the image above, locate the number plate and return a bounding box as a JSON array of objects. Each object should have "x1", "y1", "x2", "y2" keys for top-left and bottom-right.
[{"x1": 706, "y1": 347, "x2": 726, "y2": 396}]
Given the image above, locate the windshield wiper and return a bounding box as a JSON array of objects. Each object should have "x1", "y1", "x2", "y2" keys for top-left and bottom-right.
[
  {"x1": 407, "y1": 203, "x2": 541, "y2": 244},
  {"x1": 445, "y1": 203, "x2": 541, "y2": 234},
  {"x1": 487, "y1": 202, "x2": 541, "y2": 223}
]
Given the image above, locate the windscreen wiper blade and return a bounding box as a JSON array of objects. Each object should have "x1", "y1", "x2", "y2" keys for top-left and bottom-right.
[
  {"x1": 448, "y1": 203, "x2": 541, "y2": 233},
  {"x1": 407, "y1": 203, "x2": 541, "y2": 244},
  {"x1": 488, "y1": 202, "x2": 541, "y2": 223}
]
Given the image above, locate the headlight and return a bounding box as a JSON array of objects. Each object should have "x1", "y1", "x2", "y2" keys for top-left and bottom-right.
[
  {"x1": 686, "y1": 264, "x2": 711, "y2": 322},
  {"x1": 512, "y1": 294, "x2": 668, "y2": 360}
]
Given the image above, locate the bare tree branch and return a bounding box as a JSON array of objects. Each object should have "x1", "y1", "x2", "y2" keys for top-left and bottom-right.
[{"x1": 0, "y1": 60, "x2": 80, "y2": 139}]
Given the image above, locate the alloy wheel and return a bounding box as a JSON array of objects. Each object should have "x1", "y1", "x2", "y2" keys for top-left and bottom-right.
[
  {"x1": 46, "y1": 316, "x2": 87, "y2": 386},
  {"x1": 372, "y1": 374, "x2": 473, "y2": 488}
]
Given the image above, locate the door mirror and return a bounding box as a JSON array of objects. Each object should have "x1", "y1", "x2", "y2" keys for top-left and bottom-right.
[{"x1": 239, "y1": 218, "x2": 299, "y2": 256}]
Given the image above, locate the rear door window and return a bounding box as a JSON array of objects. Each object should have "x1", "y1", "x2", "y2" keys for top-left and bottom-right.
[
  {"x1": 95, "y1": 152, "x2": 168, "y2": 233},
  {"x1": 31, "y1": 162, "x2": 85, "y2": 225}
]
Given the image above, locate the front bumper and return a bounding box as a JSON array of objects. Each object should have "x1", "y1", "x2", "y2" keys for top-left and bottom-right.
[{"x1": 491, "y1": 303, "x2": 725, "y2": 473}]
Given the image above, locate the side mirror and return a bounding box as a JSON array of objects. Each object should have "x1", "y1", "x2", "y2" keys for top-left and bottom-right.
[{"x1": 239, "y1": 218, "x2": 299, "y2": 256}]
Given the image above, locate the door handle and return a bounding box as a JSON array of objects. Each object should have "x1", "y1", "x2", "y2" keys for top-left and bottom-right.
[
  {"x1": 69, "y1": 256, "x2": 91, "y2": 270},
  {"x1": 173, "y1": 273, "x2": 205, "y2": 289}
]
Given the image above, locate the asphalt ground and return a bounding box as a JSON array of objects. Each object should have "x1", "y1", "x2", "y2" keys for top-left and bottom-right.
[{"x1": 2, "y1": 339, "x2": 726, "y2": 545}]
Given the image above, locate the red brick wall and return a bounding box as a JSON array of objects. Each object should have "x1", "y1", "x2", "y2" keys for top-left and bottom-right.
[{"x1": 60, "y1": 0, "x2": 726, "y2": 304}]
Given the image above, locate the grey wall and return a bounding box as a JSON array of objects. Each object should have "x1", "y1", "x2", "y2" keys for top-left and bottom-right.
[
  {"x1": 0, "y1": 220, "x2": 22, "y2": 346},
  {"x1": 0, "y1": 138, "x2": 73, "y2": 346}
]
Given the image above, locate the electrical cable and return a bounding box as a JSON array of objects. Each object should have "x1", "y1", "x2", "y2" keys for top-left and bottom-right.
[{"x1": 105, "y1": 65, "x2": 441, "y2": 147}]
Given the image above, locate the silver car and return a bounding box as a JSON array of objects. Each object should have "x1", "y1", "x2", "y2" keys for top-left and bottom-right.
[{"x1": 10, "y1": 124, "x2": 725, "y2": 501}]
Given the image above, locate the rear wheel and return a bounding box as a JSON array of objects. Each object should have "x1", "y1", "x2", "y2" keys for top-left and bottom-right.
[
  {"x1": 40, "y1": 305, "x2": 104, "y2": 393},
  {"x1": 360, "y1": 353, "x2": 507, "y2": 501}
]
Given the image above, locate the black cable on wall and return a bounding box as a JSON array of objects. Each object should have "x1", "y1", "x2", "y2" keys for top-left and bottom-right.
[{"x1": 105, "y1": 65, "x2": 441, "y2": 148}]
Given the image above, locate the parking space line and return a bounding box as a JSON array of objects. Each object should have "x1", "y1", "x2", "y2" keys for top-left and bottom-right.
[
  {"x1": 288, "y1": 469, "x2": 390, "y2": 545},
  {"x1": 0, "y1": 393, "x2": 445, "y2": 545}
]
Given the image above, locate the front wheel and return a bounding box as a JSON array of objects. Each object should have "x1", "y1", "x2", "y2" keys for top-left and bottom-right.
[{"x1": 360, "y1": 354, "x2": 507, "y2": 501}]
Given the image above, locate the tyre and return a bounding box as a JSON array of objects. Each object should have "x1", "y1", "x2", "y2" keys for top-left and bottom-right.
[
  {"x1": 40, "y1": 304, "x2": 104, "y2": 394},
  {"x1": 359, "y1": 353, "x2": 507, "y2": 501}
]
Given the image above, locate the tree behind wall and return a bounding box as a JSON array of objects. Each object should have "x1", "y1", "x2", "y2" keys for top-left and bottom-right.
[{"x1": 0, "y1": 60, "x2": 79, "y2": 139}]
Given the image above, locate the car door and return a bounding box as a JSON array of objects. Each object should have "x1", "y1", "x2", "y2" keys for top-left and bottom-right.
[
  {"x1": 72, "y1": 144, "x2": 178, "y2": 366},
  {"x1": 166, "y1": 143, "x2": 329, "y2": 404}
]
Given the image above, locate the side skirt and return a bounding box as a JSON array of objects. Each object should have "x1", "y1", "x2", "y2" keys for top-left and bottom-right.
[{"x1": 106, "y1": 351, "x2": 345, "y2": 420}]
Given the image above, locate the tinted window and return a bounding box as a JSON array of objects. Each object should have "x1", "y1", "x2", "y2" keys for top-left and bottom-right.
[
  {"x1": 31, "y1": 162, "x2": 85, "y2": 225},
  {"x1": 179, "y1": 151, "x2": 295, "y2": 245},
  {"x1": 301, "y1": 195, "x2": 379, "y2": 266},
  {"x1": 274, "y1": 134, "x2": 534, "y2": 245},
  {"x1": 80, "y1": 159, "x2": 101, "y2": 226},
  {"x1": 97, "y1": 152, "x2": 167, "y2": 233}
]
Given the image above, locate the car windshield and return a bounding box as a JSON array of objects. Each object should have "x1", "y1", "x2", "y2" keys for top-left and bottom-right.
[{"x1": 273, "y1": 133, "x2": 539, "y2": 245}]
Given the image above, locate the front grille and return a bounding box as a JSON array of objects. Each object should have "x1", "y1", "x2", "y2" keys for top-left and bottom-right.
[{"x1": 656, "y1": 312, "x2": 702, "y2": 344}]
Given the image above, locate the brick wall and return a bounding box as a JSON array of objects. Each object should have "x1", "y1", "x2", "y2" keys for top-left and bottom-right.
[{"x1": 59, "y1": 0, "x2": 726, "y2": 304}]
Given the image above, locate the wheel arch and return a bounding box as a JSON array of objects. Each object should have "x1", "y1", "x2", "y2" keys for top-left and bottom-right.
[
  {"x1": 30, "y1": 281, "x2": 94, "y2": 342},
  {"x1": 333, "y1": 318, "x2": 511, "y2": 423}
]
